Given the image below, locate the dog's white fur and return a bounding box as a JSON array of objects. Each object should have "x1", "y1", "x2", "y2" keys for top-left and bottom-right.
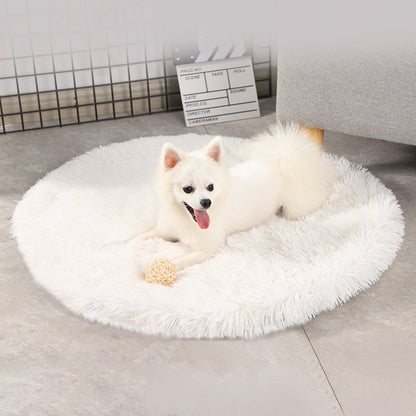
[{"x1": 139, "y1": 124, "x2": 335, "y2": 271}]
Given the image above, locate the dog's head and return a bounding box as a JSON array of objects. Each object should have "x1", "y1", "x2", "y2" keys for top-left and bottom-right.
[{"x1": 158, "y1": 137, "x2": 228, "y2": 229}]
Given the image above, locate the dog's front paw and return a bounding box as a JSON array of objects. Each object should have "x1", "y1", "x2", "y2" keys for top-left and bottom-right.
[
  {"x1": 128, "y1": 229, "x2": 159, "y2": 245},
  {"x1": 172, "y1": 250, "x2": 212, "y2": 272},
  {"x1": 172, "y1": 258, "x2": 186, "y2": 272}
]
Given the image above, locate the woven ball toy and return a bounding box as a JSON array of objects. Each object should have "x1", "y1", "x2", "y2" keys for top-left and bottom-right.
[{"x1": 145, "y1": 258, "x2": 177, "y2": 286}]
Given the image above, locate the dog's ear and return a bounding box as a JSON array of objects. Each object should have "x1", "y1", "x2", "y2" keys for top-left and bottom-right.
[
  {"x1": 206, "y1": 136, "x2": 223, "y2": 163},
  {"x1": 161, "y1": 143, "x2": 182, "y2": 170}
]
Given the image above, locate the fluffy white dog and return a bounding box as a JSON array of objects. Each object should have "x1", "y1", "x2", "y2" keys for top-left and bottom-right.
[{"x1": 139, "y1": 124, "x2": 335, "y2": 271}]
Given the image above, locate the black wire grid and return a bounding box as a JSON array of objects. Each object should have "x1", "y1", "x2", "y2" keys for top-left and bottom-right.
[
  {"x1": 0, "y1": 44, "x2": 272, "y2": 134},
  {"x1": 0, "y1": 0, "x2": 272, "y2": 134}
]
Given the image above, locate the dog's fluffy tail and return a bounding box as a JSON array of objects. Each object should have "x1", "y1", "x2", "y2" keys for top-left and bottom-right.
[{"x1": 247, "y1": 123, "x2": 335, "y2": 219}]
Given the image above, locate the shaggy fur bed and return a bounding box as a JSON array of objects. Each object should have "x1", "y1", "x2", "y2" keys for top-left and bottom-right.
[{"x1": 11, "y1": 134, "x2": 404, "y2": 339}]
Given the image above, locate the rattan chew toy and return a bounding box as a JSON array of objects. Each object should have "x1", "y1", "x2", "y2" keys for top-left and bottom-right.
[{"x1": 145, "y1": 258, "x2": 177, "y2": 286}]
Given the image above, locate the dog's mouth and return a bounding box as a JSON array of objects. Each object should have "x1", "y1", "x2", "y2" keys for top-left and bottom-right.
[{"x1": 183, "y1": 202, "x2": 210, "y2": 229}]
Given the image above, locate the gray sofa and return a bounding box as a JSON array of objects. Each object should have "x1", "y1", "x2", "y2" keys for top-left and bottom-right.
[{"x1": 275, "y1": 2, "x2": 416, "y2": 146}]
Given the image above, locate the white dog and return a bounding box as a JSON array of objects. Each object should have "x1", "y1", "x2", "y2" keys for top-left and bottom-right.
[{"x1": 139, "y1": 124, "x2": 334, "y2": 271}]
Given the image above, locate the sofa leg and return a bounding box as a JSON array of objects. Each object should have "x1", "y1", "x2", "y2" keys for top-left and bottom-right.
[{"x1": 299, "y1": 126, "x2": 324, "y2": 149}]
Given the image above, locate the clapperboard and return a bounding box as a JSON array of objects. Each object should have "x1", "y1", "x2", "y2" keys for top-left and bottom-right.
[{"x1": 173, "y1": 35, "x2": 260, "y2": 127}]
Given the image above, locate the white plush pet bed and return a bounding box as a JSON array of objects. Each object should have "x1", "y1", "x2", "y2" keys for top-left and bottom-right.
[{"x1": 12, "y1": 134, "x2": 404, "y2": 339}]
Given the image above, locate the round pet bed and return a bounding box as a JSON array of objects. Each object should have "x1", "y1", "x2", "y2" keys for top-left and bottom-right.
[{"x1": 12, "y1": 134, "x2": 404, "y2": 339}]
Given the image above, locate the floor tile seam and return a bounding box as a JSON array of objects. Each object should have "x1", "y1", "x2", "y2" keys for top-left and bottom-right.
[{"x1": 302, "y1": 325, "x2": 346, "y2": 416}]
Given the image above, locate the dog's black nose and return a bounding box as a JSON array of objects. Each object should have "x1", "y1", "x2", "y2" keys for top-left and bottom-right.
[{"x1": 200, "y1": 199, "x2": 211, "y2": 209}]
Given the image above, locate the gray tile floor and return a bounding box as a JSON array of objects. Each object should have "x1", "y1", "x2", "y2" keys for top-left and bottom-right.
[{"x1": 1, "y1": 98, "x2": 415, "y2": 415}]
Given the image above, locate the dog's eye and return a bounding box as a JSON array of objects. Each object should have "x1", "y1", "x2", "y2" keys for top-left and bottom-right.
[
  {"x1": 207, "y1": 184, "x2": 214, "y2": 192},
  {"x1": 182, "y1": 186, "x2": 194, "y2": 194}
]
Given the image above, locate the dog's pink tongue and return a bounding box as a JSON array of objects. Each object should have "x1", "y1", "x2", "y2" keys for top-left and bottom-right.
[{"x1": 194, "y1": 210, "x2": 210, "y2": 229}]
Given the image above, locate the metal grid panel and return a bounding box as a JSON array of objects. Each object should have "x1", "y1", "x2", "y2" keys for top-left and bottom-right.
[{"x1": 0, "y1": 1, "x2": 272, "y2": 134}]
